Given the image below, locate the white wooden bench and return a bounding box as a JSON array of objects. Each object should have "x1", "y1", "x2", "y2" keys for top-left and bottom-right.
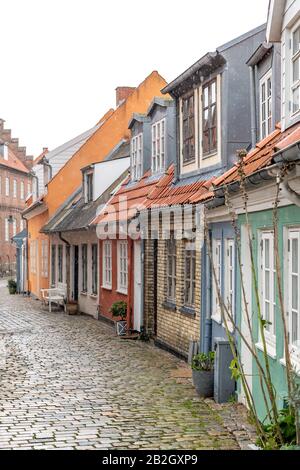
[{"x1": 41, "y1": 282, "x2": 67, "y2": 313}]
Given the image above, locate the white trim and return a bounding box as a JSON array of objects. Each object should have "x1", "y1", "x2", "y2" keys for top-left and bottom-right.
[
  {"x1": 151, "y1": 118, "x2": 166, "y2": 174},
  {"x1": 287, "y1": 227, "x2": 300, "y2": 371},
  {"x1": 102, "y1": 240, "x2": 112, "y2": 289},
  {"x1": 212, "y1": 238, "x2": 222, "y2": 322},
  {"x1": 131, "y1": 133, "x2": 143, "y2": 181},
  {"x1": 117, "y1": 240, "x2": 128, "y2": 294},
  {"x1": 259, "y1": 70, "x2": 272, "y2": 140},
  {"x1": 259, "y1": 230, "x2": 277, "y2": 354},
  {"x1": 224, "y1": 238, "x2": 235, "y2": 332}
]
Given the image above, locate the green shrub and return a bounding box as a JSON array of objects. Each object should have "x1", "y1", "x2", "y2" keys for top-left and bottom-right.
[
  {"x1": 109, "y1": 301, "x2": 127, "y2": 321},
  {"x1": 191, "y1": 352, "x2": 215, "y2": 371}
]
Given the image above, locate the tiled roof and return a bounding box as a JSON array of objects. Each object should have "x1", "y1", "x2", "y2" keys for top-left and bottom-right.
[
  {"x1": 93, "y1": 170, "x2": 170, "y2": 224},
  {"x1": 145, "y1": 166, "x2": 215, "y2": 208},
  {"x1": 0, "y1": 146, "x2": 30, "y2": 174}
]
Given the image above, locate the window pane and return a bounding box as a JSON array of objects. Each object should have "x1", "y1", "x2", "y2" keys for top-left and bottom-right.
[
  {"x1": 293, "y1": 86, "x2": 300, "y2": 113},
  {"x1": 264, "y1": 239, "x2": 270, "y2": 268},
  {"x1": 292, "y1": 238, "x2": 299, "y2": 273},
  {"x1": 203, "y1": 86, "x2": 209, "y2": 107},
  {"x1": 292, "y1": 311, "x2": 298, "y2": 344},
  {"x1": 265, "y1": 271, "x2": 270, "y2": 300},
  {"x1": 292, "y1": 275, "x2": 298, "y2": 311},
  {"x1": 261, "y1": 83, "x2": 266, "y2": 102},
  {"x1": 293, "y1": 56, "x2": 300, "y2": 82},
  {"x1": 293, "y1": 27, "x2": 300, "y2": 55},
  {"x1": 211, "y1": 81, "x2": 216, "y2": 104}
]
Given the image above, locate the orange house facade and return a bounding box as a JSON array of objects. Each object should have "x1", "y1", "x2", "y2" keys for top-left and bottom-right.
[{"x1": 23, "y1": 71, "x2": 167, "y2": 298}]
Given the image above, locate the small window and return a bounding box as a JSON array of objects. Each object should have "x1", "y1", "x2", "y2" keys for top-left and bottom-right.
[
  {"x1": 202, "y1": 79, "x2": 217, "y2": 156},
  {"x1": 41, "y1": 240, "x2": 48, "y2": 278},
  {"x1": 166, "y1": 236, "x2": 176, "y2": 302},
  {"x1": 13, "y1": 179, "x2": 17, "y2": 198},
  {"x1": 20, "y1": 181, "x2": 25, "y2": 200},
  {"x1": 86, "y1": 173, "x2": 93, "y2": 202},
  {"x1": 102, "y1": 240, "x2": 112, "y2": 289},
  {"x1": 292, "y1": 24, "x2": 300, "y2": 114},
  {"x1": 184, "y1": 242, "x2": 196, "y2": 307},
  {"x1": 260, "y1": 71, "x2": 272, "y2": 139},
  {"x1": 5, "y1": 177, "x2": 9, "y2": 197},
  {"x1": 51, "y1": 245, "x2": 56, "y2": 286},
  {"x1": 58, "y1": 245, "x2": 63, "y2": 283},
  {"x1": 92, "y1": 244, "x2": 98, "y2": 295},
  {"x1": 117, "y1": 240, "x2": 128, "y2": 293},
  {"x1": 81, "y1": 244, "x2": 88, "y2": 292},
  {"x1": 260, "y1": 231, "x2": 276, "y2": 347},
  {"x1": 152, "y1": 119, "x2": 166, "y2": 174},
  {"x1": 131, "y1": 133, "x2": 143, "y2": 181},
  {"x1": 5, "y1": 218, "x2": 9, "y2": 242},
  {"x1": 30, "y1": 240, "x2": 37, "y2": 274},
  {"x1": 182, "y1": 93, "x2": 195, "y2": 164},
  {"x1": 0, "y1": 144, "x2": 8, "y2": 160}
]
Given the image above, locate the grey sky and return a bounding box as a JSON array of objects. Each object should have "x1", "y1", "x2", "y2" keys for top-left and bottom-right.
[{"x1": 1, "y1": 0, "x2": 269, "y2": 157}]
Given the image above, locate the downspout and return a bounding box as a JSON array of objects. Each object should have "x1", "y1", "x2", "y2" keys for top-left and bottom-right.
[
  {"x1": 140, "y1": 238, "x2": 145, "y2": 333},
  {"x1": 127, "y1": 238, "x2": 133, "y2": 331},
  {"x1": 249, "y1": 65, "x2": 257, "y2": 148}
]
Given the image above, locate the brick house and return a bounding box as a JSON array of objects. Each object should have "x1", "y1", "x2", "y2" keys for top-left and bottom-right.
[
  {"x1": 144, "y1": 25, "x2": 267, "y2": 360},
  {"x1": 93, "y1": 97, "x2": 175, "y2": 332},
  {"x1": 0, "y1": 119, "x2": 32, "y2": 277}
]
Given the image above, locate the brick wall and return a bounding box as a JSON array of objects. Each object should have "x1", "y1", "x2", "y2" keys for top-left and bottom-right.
[{"x1": 155, "y1": 237, "x2": 201, "y2": 358}]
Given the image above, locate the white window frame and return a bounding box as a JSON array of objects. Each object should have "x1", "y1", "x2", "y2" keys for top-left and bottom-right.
[
  {"x1": 12, "y1": 218, "x2": 17, "y2": 237},
  {"x1": 5, "y1": 218, "x2": 9, "y2": 242},
  {"x1": 224, "y1": 238, "x2": 235, "y2": 331},
  {"x1": 287, "y1": 228, "x2": 300, "y2": 371},
  {"x1": 20, "y1": 181, "x2": 25, "y2": 200},
  {"x1": 13, "y1": 179, "x2": 17, "y2": 198},
  {"x1": 291, "y1": 21, "x2": 300, "y2": 116},
  {"x1": 259, "y1": 70, "x2": 272, "y2": 139},
  {"x1": 117, "y1": 240, "x2": 128, "y2": 294},
  {"x1": 258, "y1": 230, "x2": 276, "y2": 356},
  {"x1": 41, "y1": 240, "x2": 48, "y2": 278},
  {"x1": 152, "y1": 118, "x2": 166, "y2": 174},
  {"x1": 102, "y1": 240, "x2": 112, "y2": 289},
  {"x1": 212, "y1": 239, "x2": 222, "y2": 323},
  {"x1": 1, "y1": 144, "x2": 8, "y2": 160},
  {"x1": 30, "y1": 240, "x2": 37, "y2": 274},
  {"x1": 5, "y1": 177, "x2": 9, "y2": 196},
  {"x1": 131, "y1": 133, "x2": 143, "y2": 181}
]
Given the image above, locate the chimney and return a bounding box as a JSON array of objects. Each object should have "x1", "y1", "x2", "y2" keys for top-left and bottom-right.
[{"x1": 115, "y1": 87, "x2": 135, "y2": 107}]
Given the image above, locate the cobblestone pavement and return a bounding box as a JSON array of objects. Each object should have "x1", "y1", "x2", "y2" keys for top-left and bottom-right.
[{"x1": 0, "y1": 281, "x2": 251, "y2": 450}]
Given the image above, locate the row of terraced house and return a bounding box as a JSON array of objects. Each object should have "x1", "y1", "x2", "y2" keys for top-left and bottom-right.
[{"x1": 11, "y1": 0, "x2": 300, "y2": 422}]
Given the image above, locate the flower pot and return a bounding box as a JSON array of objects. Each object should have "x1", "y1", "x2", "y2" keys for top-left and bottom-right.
[
  {"x1": 66, "y1": 303, "x2": 78, "y2": 315},
  {"x1": 116, "y1": 320, "x2": 127, "y2": 336},
  {"x1": 192, "y1": 369, "x2": 214, "y2": 398}
]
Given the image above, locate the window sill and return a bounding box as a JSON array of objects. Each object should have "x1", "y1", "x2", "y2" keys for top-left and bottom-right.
[
  {"x1": 256, "y1": 342, "x2": 276, "y2": 360},
  {"x1": 101, "y1": 285, "x2": 112, "y2": 291},
  {"x1": 179, "y1": 306, "x2": 196, "y2": 317},
  {"x1": 202, "y1": 150, "x2": 218, "y2": 160},
  {"x1": 116, "y1": 289, "x2": 128, "y2": 296},
  {"x1": 90, "y1": 293, "x2": 98, "y2": 299},
  {"x1": 80, "y1": 291, "x2": 88, "y2": 296},
  {"x1": 162, "y1": 300, "x2": 177, "y2": 312},
  {"x1": 182, "y1": 159, "x2": 196, "y2": 167}
]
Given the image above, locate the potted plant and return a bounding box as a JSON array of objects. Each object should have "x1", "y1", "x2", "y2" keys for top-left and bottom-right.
[
  {"x1": 7, "y1": 278, "x2": 17, "y2": 295},
  {"x1": 191, "y1": 351, "x2": 215, "y2": 398},
  {"x1": 110, "y1": 301, "x2": 127, "y2": 336}
]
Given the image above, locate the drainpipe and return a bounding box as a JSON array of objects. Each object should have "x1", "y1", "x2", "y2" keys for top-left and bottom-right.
[
  {"x1": 249, "y1": 65, "x2": 257, "y2": 148},
  {"x1": 127, "y1": 238, "x2": 133, "y2": 331},
  {"x1": 140, "y1": 238, "x2": 145, "y2": 333}
]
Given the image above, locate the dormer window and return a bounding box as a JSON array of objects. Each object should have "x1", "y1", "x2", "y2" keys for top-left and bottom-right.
[
  {"x1": 260, "y1": 71, "x2": 272, "y2": 139},
  {"x1": 202, "y1": 79, "x2": 217, "y2": 156},
  {"x1": 85, "y1": 171, "x2": 94, "y2": 203},
  {"x1": 131, "y1": 133, "x2": 143, "y2": 181},
  {"x1": 0, "y1": 143, "x2": 8, "y2": 160},
  {"x1": 292, "y1": 24, "x2": 300, "y2": 115},
  {"x1": 182, "y1": 93, "x2": 195, "y2": 164},
  {"x1": 152, "y1": 118, "x2": 165, "y2": 174}
]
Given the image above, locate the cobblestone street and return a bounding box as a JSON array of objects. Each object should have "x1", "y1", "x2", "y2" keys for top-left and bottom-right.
[{"x1": 0, "y1": 281, "x2": 252, "y2": 450}]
